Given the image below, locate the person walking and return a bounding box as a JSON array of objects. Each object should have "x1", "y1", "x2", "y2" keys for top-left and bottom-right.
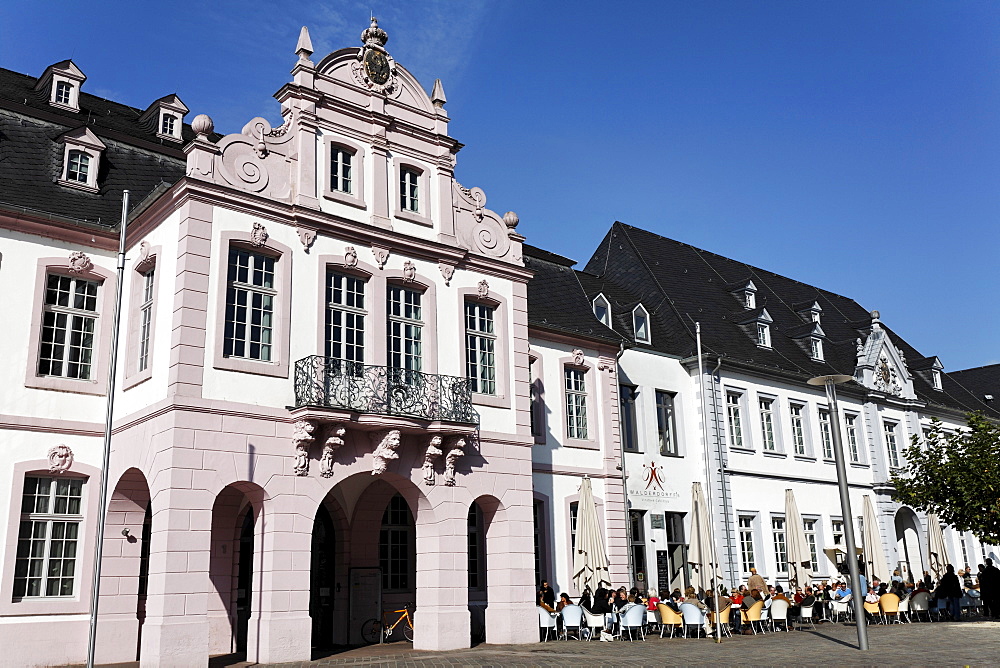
[
  {"x1": 747, "y1": 567, "x2": 766, "y2": 595},
  {"x1": 981, "y1": 558, "x2": 1000, "y2": 619},
  {"x1": 939, "y1": 564, "x2": 963, "y2": 621}
]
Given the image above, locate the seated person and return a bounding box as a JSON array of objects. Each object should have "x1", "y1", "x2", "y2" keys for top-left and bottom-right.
[
  {"x1": 772, "y1": 585, "x2": 791, "y2": 603},
  {"x1": 646, "y1": 588, "x2": 660, "y2": 611},
  {"x1": 556, "y1": 592, "x2": 573, "y2": 612},
  {"x1": 832, "y1": 582, "x2": 852, "y2": 600}
]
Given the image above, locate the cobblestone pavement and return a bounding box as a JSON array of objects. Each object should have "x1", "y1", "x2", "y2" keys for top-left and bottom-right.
[{"x1": 191, "y1": 620, "x2": 1000, "y2": 668}]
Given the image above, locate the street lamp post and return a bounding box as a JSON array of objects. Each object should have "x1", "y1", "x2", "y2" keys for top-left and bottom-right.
[{"x1": 808, "y1": 374, "x2": 869, "y2": 651}]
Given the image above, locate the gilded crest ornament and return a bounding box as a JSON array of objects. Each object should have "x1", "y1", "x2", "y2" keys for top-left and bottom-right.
[{"x1": 351, "y1": 18, "x2": 401, "y2": 97}]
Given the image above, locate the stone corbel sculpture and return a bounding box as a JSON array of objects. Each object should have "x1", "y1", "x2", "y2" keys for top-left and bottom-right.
[
  {"x1": 292, "y1": 420, "x2": 316, "y2": 476},
  {"x1": 371, "y1": 429, "x2": 401, "y2": 475},
  {"x1": 422, "y1": 435, "x2": 443, "y2": 486},
  {"x1": 444, "y1": 436, "x2": 465, "y2": 487},
  {"x1": 320, "y1": 424, "x2": 346, "y2": 478}
]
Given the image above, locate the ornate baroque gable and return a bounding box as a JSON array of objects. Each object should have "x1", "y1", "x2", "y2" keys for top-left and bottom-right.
[{"x1": 853, "y1": 310, "x2": 915, "y2": 399}]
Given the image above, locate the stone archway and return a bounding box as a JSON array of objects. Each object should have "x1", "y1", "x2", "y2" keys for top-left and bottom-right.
[{"x1": 894, "y1": 507, "x2": 924, "y2": 583}]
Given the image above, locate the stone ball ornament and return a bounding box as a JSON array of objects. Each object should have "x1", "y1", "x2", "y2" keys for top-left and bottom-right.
[
  {"x1": 503, "y1": 211, "x2": 520, "y2": 230},
  {"x1": 191, "y1": 114, "x2": 214, "y2": 137}
]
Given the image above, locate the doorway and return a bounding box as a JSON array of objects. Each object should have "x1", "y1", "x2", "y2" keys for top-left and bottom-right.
[
  {"x1": 235, "y1": 509, "x2": 254, "y2": 653},
  {"x1": 311, "y1": 506, "x2": 336, "y2": 648}
]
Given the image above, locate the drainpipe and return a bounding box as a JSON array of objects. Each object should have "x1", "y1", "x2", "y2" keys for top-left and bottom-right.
[
  {"x1": 707, "y1": 356, "x2": 737, "y2": 588},
  {"x1": 615, "y1": 341, "x2": 636, "y2": 587}
]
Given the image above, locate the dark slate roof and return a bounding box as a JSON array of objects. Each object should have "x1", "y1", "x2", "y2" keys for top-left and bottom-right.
[
  {"x1": 0, "y1": 66, "x2": 214, "y2": 228},
  {"x1": 581, "y1": 221, "x2": 989, "y2": 416},
  {"x1": 523, "y1": 244, "x2": 623, "y2": 346},
  {"x1": 948, "y1": 364, "x2": 1000, "y2": 415}
]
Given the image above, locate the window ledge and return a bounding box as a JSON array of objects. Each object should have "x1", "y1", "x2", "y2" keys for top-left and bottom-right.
[
  {"x1": 324, "y1": 188, "x2": 367, "y2": 210},
  {"x1": 793, "y1": 455, "x2": 817, "y2": 463},
  {"x1": 122, "y1": 367, "x2": 153, "y2": 391},
  {"x1": 25, "y1": 374, "x2": 105, "y2": 396},
  {"x1": 729, "y1": 446, "x2": 756, "y2": 455},
  {"x1": 849, "y1": 462, "x2": 870, "y2": 469},
  {"x1": 56, "y1": 177, "x2": 98, "y2": 193},
  {"x1": 822, "y1": 458, "x2": 836, "y2": 464},
  {"x1": 565, "y1": 438, "x2": 599, "y2": 450},
  {"x1": 762, "y1": 451, "x2": 787, "y2": 459},
  {"x1": 658, "y1": 451, "x2": 683, "y2": 459},
  {"x1": 471, "y1": 392, "x2": 509, "y2": 408},
  {"x1": 394, "y1": 208, "x2": 432, "y2": 227},
  {"x1": 155, "y1": 132, "x2": 183, "y2": 143},
  {"x1": 214, "y1": 356, "x2": 289, "y2": 378}
]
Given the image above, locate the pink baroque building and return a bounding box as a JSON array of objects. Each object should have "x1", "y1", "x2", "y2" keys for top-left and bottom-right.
[{"x1": 0, "y1": 20, "x2": 537, "y2": 666}]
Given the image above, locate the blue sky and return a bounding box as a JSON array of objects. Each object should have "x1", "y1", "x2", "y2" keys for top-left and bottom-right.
[{"x1": 3, "y1": 1, "x2": 998, "y2": 371}]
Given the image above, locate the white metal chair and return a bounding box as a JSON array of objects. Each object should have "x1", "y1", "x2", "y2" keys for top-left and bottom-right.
[
  {"x1": 621, "y1": 603, "x2": 646, "y2": 641},
  {"x1": 561, "y1": 604, "x2": 584, "y2": 640},
  {"x1": 798, "y1": 604, "x2": 816, "y2": 629},
  {"x1": 679, "y1": 603, "x2": 705, "y2": 638},
  {"x1": 769, "y1": 599, "x2": 790, "y2": 631},
  {"x1": 909, "y1": 592, "x2": 931, "y2": 622},
  {"x1": 896, "y1": 595, "x2": 911, "y2": 623},
  {"x1": 646, "y1": 608, "x2": 660, "y2": 634},
  {"x1": 537, "y1": 606, "x2": 557, "y2": 641},
  {"x1": 831, "y1": 596, "x2": 852, "y2": 623},
  {"x1": 581, "y1": 608, "x2": 606, "y2": 641},
  {"x1": 759, "y1": 606, "x2": 770, "y2": 634}
]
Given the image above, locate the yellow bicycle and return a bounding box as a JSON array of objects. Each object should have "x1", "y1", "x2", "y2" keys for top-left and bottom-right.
[{"x1": 362, "y1": 603, "x2": 414, "y2": 643}]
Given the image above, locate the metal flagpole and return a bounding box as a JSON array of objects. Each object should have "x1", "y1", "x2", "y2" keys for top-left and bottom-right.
[
  {"x1": 808, "y1": 374, "x2": 868, "y2": 651},
  {"x1": 696, "y1": 323, "x2": 722, "y2": 643},
  {"x1": 86, "y1": 190, "x2": 129, "y2": 668}
]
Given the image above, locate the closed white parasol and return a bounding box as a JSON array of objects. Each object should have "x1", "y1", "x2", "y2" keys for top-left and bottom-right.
[
  {"x1": 861, "y1": 495, "x2": 891, "y2": 584},
  {"x1": 687, "y1": 482, "x2": 716, "y2": 594},
  {"x1": 784, "y1": 489, "x2": 812, "y2": 588},
  {"x1": 572, "y1": 476, "x2": 612, "y2": 594},
  {"x1": 927, "y1": 513, "x2": 950, "y2": 582}
]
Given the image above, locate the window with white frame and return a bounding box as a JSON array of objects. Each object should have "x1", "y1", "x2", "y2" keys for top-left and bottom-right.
[
  {"x1": 727, "y1": 392, "x2": 745, "y2": 449},
  {"x1": 831, "y1": 519, "x2": 844, "y2": 548},
  {"x1": 931, "y1": 369, "x2": 942, "y2": 390},
  {"x1": 656, "y1": 390, "x2": 678, "y2": 456},
  {"x1": 137, "y1": 268, "x2": 155, "y2": 373},
  {"x1": 772, "y1": 517, "x2": 787, "y2": 573},
  {"x1": 620, "y1": 385, "x2": 639, "y2": 452},
  {"x1": 223, "y1": 248, "x2": 276, "y2": 362},
  {"x1": 759, "y1": 397, "x2": 776, "y2": 451},
  {"x1": 569, "y1": 501, "x2": 579, "y2": 552},
  {"x1": 565, "y1": 367, "x2": 588, "y2": 440},
  {"x1": 883, "y1": 421, "x2": 900, "y2": 469},
  {"x1": 757, "y1": 323, "x2": 771, "y2": 347},
  {"x1": 960, "y1": 532, "x2": 969, "y2": 566},
  {"x1": 465, "y1": 301, "x2": 496, "y2": 395},
  {"x1": 803, "y1": 518, "x2": 819, "y2": 571},
  {"x1": 325, "y1": 271, "x2": 366, "y2": 371},
  {"x1": 14, "y1": 476, "x2": 84, "y2": 598},
  {"x1": 387, "y1": 285, "x2": 422, "y2": 375},
  {"x1": 66, "y1": 150, "x2": 90, "y2": 183},
  {"x1": 810, "y1": 338, "x2": 823, "y2": 361},
  {"x1": 790, "y1": 403, "x2": 807, "y2": 455},
  {"x1": 633, "y1": 306, "x2": 650, "y2": 343},
  {"x1": 818, "y1": 408, "x2": 833, "y2": 459},
  {"x1": 55, "y1": 81, "x2": 73, "y2": 106},
  {"x1": 330, "y1": 146, "x2": 353, "y2": 194},
  {"x1": 39, "y1": 274, "x2": 100, "y2": 380},
  {"x1": 745, "y1": 290, "x2": 756, "y2": 309},
  {"x1": 593, "y1": 295, "x2": 610, "y2": 326},
  {"x1": 399, "y1": 167, "x2": 419, "y2": 212},
  {"x1": 845, "y1": 413, "x2": 861, "y2": 463},
  {"x1": 161, "y1": 113, "x2": 176, "y2": 137},
  {"x1": 739, "y1": 515, "x2": 756, "y2": 572}
]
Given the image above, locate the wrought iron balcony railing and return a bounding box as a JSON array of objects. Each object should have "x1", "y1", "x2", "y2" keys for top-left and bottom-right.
[{"x1": 293, "y1": 356, "x2": 480, "y2": 425}]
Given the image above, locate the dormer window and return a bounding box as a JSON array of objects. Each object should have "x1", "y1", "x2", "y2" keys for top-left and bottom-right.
[
  {"x1": 593, "y1": 294, "x2": 610, "y2": 327},
  {"x1": 57, "y1": 127, "x2": 105, "y2": 192},
  {"x1": 140, "y1": 94, "x2": 188, "y2": 142},
  {"x1": 745, "y1": 291, "x2": 756, "y2": 309},
  {"x1": 931, "y1": 369, "x2": 942, "y2": 390},
  {"x1": 161, "y1": 113, "x2": 176, "y2": 137},
  {"x1": 757, "y1": 323, "x2": 771, "y2": 347},
  {"x1": 795, "y1": 300, "x2": 823, "y2": 325},
  {"x1": 633, "y1": 305, "x2": 650, "y2": 344},
  {"x1": 55, "y1": 81, "x2": 72, "y2": 106},
  {"x1": 810, "y1": 337, "x2": 824, "y2": 361}
]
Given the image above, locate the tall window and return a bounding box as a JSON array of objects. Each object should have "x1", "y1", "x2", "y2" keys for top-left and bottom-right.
[
  {"x1": 14, "y1": 476, "x2": 84, "y2": 598},
  {"x1": 386, "y1": 285, "x2": 422, "y2": 373},
  {"x1": 565, "y1": 368, "x2": 588, "y2": 439},
  {"x1": 633, "y1": 308, "x2": 649, "y2": 343},
  {"x1": 379, "y1": 494, "x2": 413, "y2": 591},
  {"x1": 399, "y1": 168, "x2": 419, "y2": 212},
  {"x1": 759, "y1": 397, "x2": 776, "y2": 451},
  {"x1": 620, "y1": 385, "x2": 638, "y2": 452},
  {"x1": 845, "y1": 414, "x2": 861, "y2": 463},
  {"x1": 325, "y1": 271, "x2": 366, "y2": 370},
  {"x1": 224, "y1": 248, "x2": 275, "y2": 361},
  {"x1": 55, "y1": 81, "x2": 72, "y2": 105},
  {"x1": 137, "y1": 268, "x2": 155, "y2": 372},
  {"x1": 39, "y1": 274, "x2": 99, "y2": 380},
  {"x1": 960, "y1": 533, "x2": 969, "y2": 567},
  {"x1": 532, "y1": 501, "x2": 543, "y2": 586},
  {"x1": 656, "y1": 390, "x2": 678, "y2": 456},
  {"x1": 790, "y1": 403, "x2": 807, "y2": 455},
  {"x1": 803, "y1": 519, "x2": 819, "y2": 571},
  {"x1": 810, "y1": 338, "x2": 823, "y2": 360},
  {"x1": 739, "y1": 515, "x2": 756, "y2": 572},
  {"x1": 727, "y1": 392, "x2": 744, "y2": 448},
  {"x1": 161, "y1": 113, "x2": 176, "y2": 136},
  {"x1": 569, "y1": 501, "x2": 579, "y2": 552},
  {"x1": 529, "y1": 357, "x2": 543, "y2": 439},
  {"x1": 465, "y1": 302, "x2": 496, "y2": 394},
  {"x1": 468, "y1": 504, "x2": 485, "y2": 589},
  {"x1": 832, "y1": 520, "x2": 844, "y2": 548},
  {"x1": 66, "y1": 150, "x2": 90, "y2": 183},
  {"x1": 772, "y1": 517, "x2": 787, "y2": 573},
  {"x1": 757, "y1": 323, "x2": 770, "y2": 347},
  {"x1": 330, "y1": 147, "x2": 352, "y2": 193},
  {"x1": 630, "y1": 510, "x2": 647, "y2": 584},
  {"x1": 818, "y1": 408, "x2": 833, "y2": 459},
  {"x1": 884, "y1": 421, "x2": 900, "y2": 469}
]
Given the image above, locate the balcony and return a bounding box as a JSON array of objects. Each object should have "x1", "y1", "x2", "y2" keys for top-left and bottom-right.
[{"x1": 293, "y1": 356, "x2": 480, "y2": 426}]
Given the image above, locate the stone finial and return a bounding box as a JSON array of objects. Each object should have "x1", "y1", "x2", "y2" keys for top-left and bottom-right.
[
  {"x1": 503, "y1": 211, "x2": 519, "y2": 230},
  {"x1": 361, "y1": 17, "x2": 389, "y2": 49},
  {"x1": 431, "y1": 78, "x2": 447, "y2": 109},
  {"x1": 296, "y1": 26, "x2": 314, "y2": 61},
  {"x1": 870, "y1": 310, "x2": 881, "y2": 322},
  {"x1": 191, "y1": 114, "x2": 214, "y2": 138}
]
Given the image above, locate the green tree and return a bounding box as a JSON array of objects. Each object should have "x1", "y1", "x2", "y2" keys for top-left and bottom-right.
[{"x1": 891, "y1": 412, "x2": 1000, "y2": 545}]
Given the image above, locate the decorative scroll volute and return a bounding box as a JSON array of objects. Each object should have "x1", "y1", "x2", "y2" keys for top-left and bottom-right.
[
  {"x1": 452, "y1": 182, "x2": 522, "y2": 265},
  {"x1": 214, "y1": 112, "x2": 297, "y2": 201}
]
